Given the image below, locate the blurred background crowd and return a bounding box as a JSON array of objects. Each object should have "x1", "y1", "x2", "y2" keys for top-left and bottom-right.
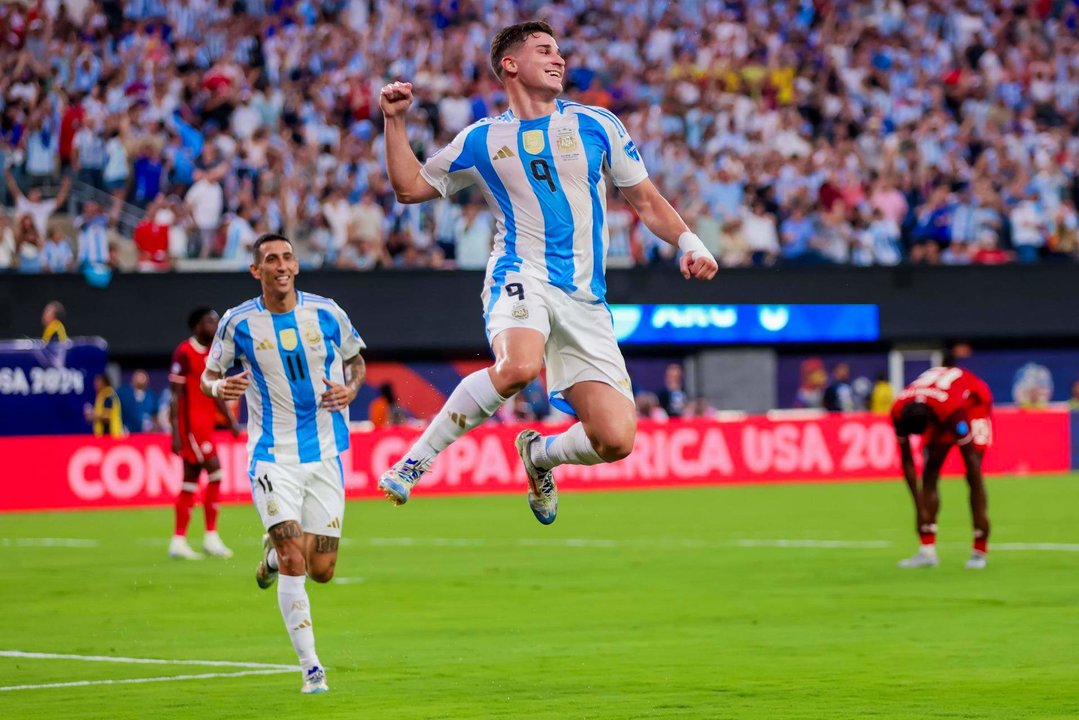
[{"x1": 1, "y1": 0, "x2": 1078, "y2": 275}]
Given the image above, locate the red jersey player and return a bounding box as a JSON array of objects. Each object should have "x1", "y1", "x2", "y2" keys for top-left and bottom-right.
[
  {"x1": 168, "y1": 307, "x2": 240, "y2": 559},
  {"x1": 891, "y1": 364, "x2": 993, "y2": 569}
]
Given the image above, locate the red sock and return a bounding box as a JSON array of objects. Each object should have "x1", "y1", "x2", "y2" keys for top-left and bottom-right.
[
  {"x1": 204, "y1": 481, "x2": 221, "y2": 532},
  {"x1": 919, "y1": 531, "x2": 937, "y2": 546},
  {"x1": 973, "y1": 537, "x2": 988, "y2": 554},
  {"x1": 174, "y1": 490, "x2": 196, "y2": 536}
]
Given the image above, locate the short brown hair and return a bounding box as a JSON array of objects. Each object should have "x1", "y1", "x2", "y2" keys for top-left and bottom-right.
[{"x1": 489, "y1": 21, "x2": 556, "y2": 81}]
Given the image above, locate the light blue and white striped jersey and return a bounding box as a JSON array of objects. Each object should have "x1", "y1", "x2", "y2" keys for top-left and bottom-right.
[
  {"x1": 421, "y1": 100, "x2": 648, "y2": 304},
  {"x1": 207, "y1": 291, "x2": 365, "y2": 470}
]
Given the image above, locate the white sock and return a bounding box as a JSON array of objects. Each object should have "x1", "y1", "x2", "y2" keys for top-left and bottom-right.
[
  {"x1": 267, "y1": 548, "x2": 279, "y2": 571},
  {"x1": 277, "y1": 574, "x2": 319, "y2": 670},
  {"x1": 533, "y1": 423, "x2": 603, "y2": 469},
  {"x1": 406, "y1": 369, "x2": 507, "y2": 464}
]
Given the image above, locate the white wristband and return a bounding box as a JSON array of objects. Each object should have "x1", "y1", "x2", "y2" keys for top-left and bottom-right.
[
  {"x1": 678, "y1": 231, "x2": 715, "y2": 262},
  {"x1": 211, "y1": 378, "x2": 225, "y2": 398}
]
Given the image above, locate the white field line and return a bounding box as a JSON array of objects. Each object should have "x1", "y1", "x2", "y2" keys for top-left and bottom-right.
[
  {"x1": 0, "y1": 650, "x2": 299, "y2": 693},
  {"x1": 0, "y1": 668, "x2": 294, "y2": 692},
  {"x1": 735, "y1": 539, "x2": 894, "y2": 549},
  {"x1": 137, "y1": 536, "x2": 1079, "y2": 553},
  {"x1": 332, "y1": 577, "x2": 366, "y2": 584},
  {"x1": 0, "y1": 538, "x2": 99, "y2": 548},
  {"x1": 0, "y1": 650, "x2": 296, "y2": 670},
  {"x1": 991, "y1": 543, "x2": 1079, "y2": 552}
]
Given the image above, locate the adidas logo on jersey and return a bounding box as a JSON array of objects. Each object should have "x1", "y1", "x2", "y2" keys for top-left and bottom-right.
[
  {"x1": 255, "y1": 338, "x2": 275, "y2": 351},
  {"x1": 491, "y1": 146, "x2": 515, "y2": 161}
]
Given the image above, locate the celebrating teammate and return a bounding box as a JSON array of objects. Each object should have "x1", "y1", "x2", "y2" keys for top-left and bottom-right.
[
  {"x1": 377, "y1": 21, "x2": 718, "y2": 523},
  {"x1": 891, "y1": 364, "x2": 994, "y2": 569},
  {"x1": 202, "y1": 233, "x2": 365, "y2": 694},
  {"x1": 167, "y1": 307, "x2": 240, "y2": 560}
]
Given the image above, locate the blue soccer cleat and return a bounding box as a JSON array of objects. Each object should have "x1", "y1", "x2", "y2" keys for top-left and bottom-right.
[
  {"x1": 515, "y1": 429, "x2": 558, "y2": 525},
  {"x1": 377, "y1": 458, "x2": 430, "y2": 506}
]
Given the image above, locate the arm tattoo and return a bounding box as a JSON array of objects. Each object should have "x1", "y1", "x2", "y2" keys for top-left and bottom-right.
[
  {"x1": 314, "y1": 535, "x2": 340, "y2": 553},
  {"x1": 344, "y1": 354, "x2": 365, "y2": 394},
  {"x1": 269, "y1": 520, "x2": 303, "y2": 541}
]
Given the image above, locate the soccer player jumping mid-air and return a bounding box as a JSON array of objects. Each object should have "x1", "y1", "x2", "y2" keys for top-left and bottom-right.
[
  {"x1": 167, "y1": 307, "x2": 240, "y2": 560},
  {"x1": 202, "y1": 234, "x2": 366, "y2": 693},
  {"x1": 891, "y1": 362, "x2": 994, "y2": 569},
  {"x1": 377, "y1": 21, "x2": 718, "y2": 523}
]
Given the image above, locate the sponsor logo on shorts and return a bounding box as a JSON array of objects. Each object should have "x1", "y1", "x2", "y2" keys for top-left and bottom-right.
[
  {"x1": 266, "y1": 498, "x2": 280, "y2": 516},
  {"x1": 327, "y1": 517, "x2": 341, "y2": 529},
  {"x1": 512, "y1": 303, "x2": 529, "y2": 320}
]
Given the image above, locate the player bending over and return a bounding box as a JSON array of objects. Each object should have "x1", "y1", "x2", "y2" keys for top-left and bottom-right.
[
  {"x1": 377, "y1": 21, "x2": 717, "y2": 523},
  {"x1": 202, "y1": 234, "x2": 366, "y2": 693},
  {"x1": 168, "y1": 307, "x2": 241, "y2": 560},
  {"x1": 891, "y1": 365, "x2": 993, "y2": 569}
]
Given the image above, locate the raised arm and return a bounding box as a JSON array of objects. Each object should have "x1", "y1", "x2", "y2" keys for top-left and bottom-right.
[
  {"x1": 379, "y1": 81, "x2": 441, "y2": 204},
  {"x1": 619, "y1": 178, "x2": 718, "y2": 280}
]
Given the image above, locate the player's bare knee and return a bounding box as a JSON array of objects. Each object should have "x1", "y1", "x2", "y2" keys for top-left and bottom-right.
[
  {"x1": 492, "y1": 359, "x2": 541, "y2": 395},
  {"x1": 591, "y1": 427, "x2": 635, "y2": 463},
  {"x1": 308, "y1": 561, "x2": 336, "y2": 583},
  {"x1": 277, "y1": 547, "x2": 307, "y2": 576}
]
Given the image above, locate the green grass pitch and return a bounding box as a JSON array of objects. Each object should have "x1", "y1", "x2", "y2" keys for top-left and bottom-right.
[{"x1": 3, "y1": 474, "x2": 1079, "y2": 719}]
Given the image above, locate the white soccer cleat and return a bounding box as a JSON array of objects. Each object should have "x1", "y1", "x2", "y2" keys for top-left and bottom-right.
[
  {"x1": 255, "y1": 534, "x2": 278, "y2": 590},
  {"x1": 377, "y1": 457, "x2": 430, "y2": 506},
  {"x1": 301, "y1": 665, "x2": 329, "y2": 694},
  {"x1": 965, "y1": 552, "x2": 988, "y2": 570},
  {"x1": 898, "y1": 546, "x2": 939, "y2": 568},
  {"x1": 168, "y1": 535, "x2": 203, "y2": 560},
  {"x1": 515, "y1": 429, "x2": 558, "y2": 525},
  {"x1": 202, "y1": 531, "x2": 233, "y2": 558}
]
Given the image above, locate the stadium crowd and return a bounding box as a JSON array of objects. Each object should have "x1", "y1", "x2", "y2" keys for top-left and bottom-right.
[{"x1": 1, "y1": 0, "x2": 1078, "y2": 274}]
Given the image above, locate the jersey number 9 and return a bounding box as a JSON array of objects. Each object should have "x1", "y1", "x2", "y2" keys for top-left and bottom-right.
[{"x1": 530, "y1": 159, "x2": 557, "y2": 193}]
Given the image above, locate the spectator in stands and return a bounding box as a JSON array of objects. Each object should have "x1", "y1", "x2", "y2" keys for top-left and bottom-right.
[
  {"x1": 42, "y1": 227, "x2": 74, "y2": 273},
  {"x1": 796, "y1": 358, "x2": 827, "y2": 409},
  {"x1": 85, "y1": 372, "x2": 123, "y2": 438},
  {"x1": 184, "y1": 169, "x2": 223, "y2": 258},
  {"x1": 0, "y1": 211, "x2": 15, "y2": 272},
  {"x1": 14, "y1": 213, "x2": 43, "y2": 273},
  {"x1": 368, "y1": 383, "x2": 410, "y2": 428},
  {"x1": 453, "y1": 201, "x2": 494, "y2": 270},
  {"x1": 634, "y1": 391, "x2": 669, "y2": 422},
  {"x1": 823, "y1": 363, "x2": 854, "y2": 413},
  {"x1": 1, "y1": 0, "x2": 1077, "y2": 273},
  {"x1": 133, "y1": 195, "x2": 172, "y2": 272},
  {"x1": 741, "y1": 199, "x2": 779, "y2": 267},
  {"x1": 656, "y1": 363, "x2": 689, "y2": 419},
  {"x1": 870, "y1": 373, "x2": 894, "y2": 415},
  {"x1": 117, "y1": 369, "x2": 159, "y2": 433},
  {"x1": 41, "y1": 301, "x2": 67, "y2": 343},
  {"x1": 1010, "y1": 190, "x2": 1048, "y2": 264},
  {"x1": 5, "y1": 166, "x2": 70, "y2": 239},
  {"x1": 75, "y1": 199, "x2": 110, "y2": 267}
]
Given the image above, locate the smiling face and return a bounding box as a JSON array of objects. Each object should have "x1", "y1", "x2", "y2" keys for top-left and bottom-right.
[
  {"x1": 502, "y1": 32, "x2": 565, "y2": 95},
  {"x1": 250, "y1": 238, "x2": 299, "y2": 300}
]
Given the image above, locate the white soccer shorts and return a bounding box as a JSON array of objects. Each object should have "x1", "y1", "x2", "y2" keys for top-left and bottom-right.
[
  {"x1": 482, "y1": 270, "x2": 633, "y2": 414},
  {"x1": 250, "y1": 457, "x2": 345, "y2": 537}
]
